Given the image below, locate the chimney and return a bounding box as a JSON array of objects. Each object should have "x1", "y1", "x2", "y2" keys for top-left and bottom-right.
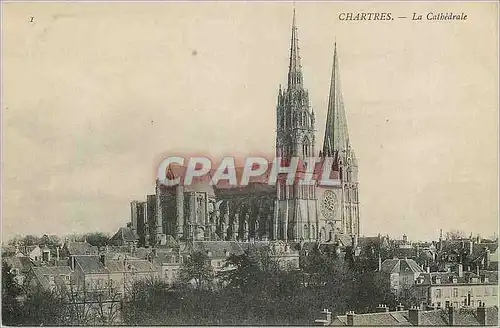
[
  {"x1": 469, "y1": 240, "x2": 474, "y2": 255},
  {"x1": 397, "y1": 303, "x2": 405, "y2": 311},
  {"x1": 447, "y1": 306, "x2": 454, "y2": 326},
  {"x1": 408, "y1": 306, "x2": 420, "y2": 326},
  {"x1": 378, "y1": 255, "x2": 382, "y2": 272},
  {"x1": 426, "y1": 266, "x2": 430, "y2": 273},
  {"x1": 376, "y1": 304, "x2": 389, "y2": 313},
  {"x1": 484, "y1": 247, "x2": 490, "y2": 269},
  {"x1": 56, "y1": 246, "x2": 60, "y2": 261},
  {"x1": 346, "y1": 311, "x2": 354, "y2": 326},
  {"x1": 313, "y1": 309, "x2": 332, "y2": 326},
  {"x1": 477, "y1": 302, "x2": 487, "y2": 326},
  {"x1": 457, "y1": 264, "x2": 463, "y2": 278}
]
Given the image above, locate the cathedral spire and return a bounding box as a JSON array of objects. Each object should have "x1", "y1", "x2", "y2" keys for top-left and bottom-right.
[
  {"x1": 288, "y1": 8, "x2": 303, "y2": 88},
  {"x1": 322, "y1": 42, "x2": 350, "y2": 158}
]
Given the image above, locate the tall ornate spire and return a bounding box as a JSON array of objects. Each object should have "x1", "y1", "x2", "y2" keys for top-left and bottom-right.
[
  {"x1": 288, "y1": 8, "x2": 303, "y2": 88},
  {"x1": 322, "y1": 43, "x2": 350, "y2": 158}
]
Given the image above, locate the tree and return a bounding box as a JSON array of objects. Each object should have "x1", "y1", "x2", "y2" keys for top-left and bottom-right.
[
  {"x1": 83, "y1": 232, "x2": 110, "y2": 247},
  {"x1": 179, "y1": 251, "x2": 214, "y2": 290},
  {"x1": 122, "y1": 278, "x2": 183, "y2": 325},
  {"x1": 219, "y1": 251, "x2": 263, "y2": 292},
  {"x1": 39, "y1": 234, "x2": 62, "y2": 248},
  {"x1": 2, "y1": 262, "x2": 24, "y2": 325},
  {"x1": 23, "y1": 235, "x2": 40, "y2": 246},
  {"x1": 21, "y1": 286, "x2": 67, "y2": 326}
]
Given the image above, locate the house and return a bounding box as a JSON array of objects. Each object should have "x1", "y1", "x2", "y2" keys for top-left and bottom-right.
[
  {"x1": 436, "y1": 238, "x2": 498, "y2": 272},
  {"x1": 380, "y1": 258, "x2": 425, "y2": 295},
  {"x1": 150, "y1": 248, "x2": 184, "y2": 285},
  {"x1": 61, "y1": 241, "x2": 99, "y2": 258},
  {"x1": 71, "y1": 255, "x2": 157, "y2": 296},
  {"x1": 412, "y1": 269, "x2": 498, "y2": 310},
  {"x1": 320, "y1": 304, "x2": 498, "y2": 326},
  {"x1": 467, "y1": 243, "x2": 499, "y2": 272},
  {"x1": 3, "y1": 256, "x2": 33, "y2": 285},
  {"x1": 27, "y1": 265, "x2": 73, "y2": 292},
  {"x1": 72, "y1": 255, "x2": 111, "y2": 294},
  {"x1": 109, "y1": 227, "x2": 139, "y2": 247},
  {"x1": 352, "y1": 235, "x2": 391, "y2": 259},
  {"x1": 26, "y1": 245, "x2": 42, "y2": 262},
  {"x1": 105, "y1": 258, "x2": 158, "y2": 293}
]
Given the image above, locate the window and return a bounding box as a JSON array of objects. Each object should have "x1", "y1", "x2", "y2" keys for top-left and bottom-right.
[
  {"x1": 436, "y1": 289, "x2": 442, "y2": 298},
  {"x1": 453, "y1": 302, "x2": 458, "y2": 308},
  {"x1": 445, "y1": 301, "x2": 450, "y2": 308},
  {"x1": 493, "y1": 287, "x2": 498, "y2": 296},
  {"x1": 437, "y1": 302, "x2": 441, "y2": 308},
  {"x1": 476, "y1": 287, "x2": 482, "y2": 296},
  {"x1": 471, "y1": 300, "x2": 475, "y2": 307},
  {"x1": 485, "y1": 287, "x2": 489, "y2": 296},
  {"x1": 453, "y1": 288, "x2": 458, "y2": 297}
]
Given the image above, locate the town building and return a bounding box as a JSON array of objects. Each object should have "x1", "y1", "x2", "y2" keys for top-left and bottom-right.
[
  {"x1": 412, "y1": 269, "x2": 498, "y2": 310},
  {"x1": 26, "y1": 265, "x2": 72, "y2": 292},
  {"x1": 71, "y1": 255, "x2": 157, "y2": 296},
  {"x1": 109, "y1": 227, "x2": 139, "y2": 248},
  {"x1": 379, "y1": 258, "x2": 425, "y2": 295},
  {"x1": 317, "y1": 303, "x2": 498, "y2": 326},
  {"x1": 3, "y1": 256, "x2": 33, "y2": 285}
]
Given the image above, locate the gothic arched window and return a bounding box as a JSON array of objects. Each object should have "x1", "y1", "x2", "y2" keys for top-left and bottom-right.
[{"x1": 302, "y1": 137, "x2": 310, "y2": 158}]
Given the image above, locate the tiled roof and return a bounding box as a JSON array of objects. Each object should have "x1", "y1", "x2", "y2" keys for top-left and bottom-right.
[
  {"x1": 416, "y1": 271, "x2": 498, "y2": 285},
  {"x1": 73, "y1": 255, "x2": 108, "y2": 274},
  {"x1": 4, "y1": 256, "x2": 33, "y2": 273},
  {"x1": 105, "y1": 259, "x2": 156, "y2": 273},
  {"x1": 31, "y1": 266, "x2": 72, "y2": 289},
  {"x1": 332, "y1": 310, "x2": 412, "y2": 326},
  {"x1": 380, "y1": 258, "x2": 424, "y2": 274},
  {"x1": 65, "y1": 242, "x2": 98, "y2": 256},
  {"x1": 192, "y1": 241, "x2": 245, "y2": 258},
  {"x1": 331, "y1": 307, "x2": 499, "y2": 326},
  {"x1": 337, "y1": 235, "x2": 353, "y2": 247},
  {"x1": 110, "y1": 227, "x2": 139, "y2": 244},
  {"x1": 394, "y1": 247, "x2": 417, "y2": 259}
]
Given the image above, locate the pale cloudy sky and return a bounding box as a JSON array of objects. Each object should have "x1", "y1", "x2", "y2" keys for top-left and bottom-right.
[{"x1": 2, "y1": 2, "x2": 498, "y2": 241}]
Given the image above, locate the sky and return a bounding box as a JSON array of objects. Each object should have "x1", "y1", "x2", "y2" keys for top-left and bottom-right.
[{"x1": 2, "y1": 2, "x2": 498, "y2": 241}]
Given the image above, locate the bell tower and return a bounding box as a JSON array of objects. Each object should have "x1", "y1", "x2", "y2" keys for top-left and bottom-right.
[
  {"x1": 275, "y1": 9, "x2": 318, "y2": 242},
  {"x1": 321, "y1": 43, "x2": 360, "y2": 237}
]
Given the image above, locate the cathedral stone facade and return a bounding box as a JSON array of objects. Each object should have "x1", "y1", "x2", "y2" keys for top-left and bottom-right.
[{"x1": 130, "y1": 10, "x2": 360, "y2": 247}]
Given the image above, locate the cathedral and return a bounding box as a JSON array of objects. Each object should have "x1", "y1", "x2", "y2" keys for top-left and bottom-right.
[{"x1": 130, "y1": 10, "x2": 360, "y2": 247}]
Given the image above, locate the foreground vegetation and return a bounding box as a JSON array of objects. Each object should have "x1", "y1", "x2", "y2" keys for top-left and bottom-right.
[{"x1": 2, "y1": 247, "x2": 396, "y2": 326}]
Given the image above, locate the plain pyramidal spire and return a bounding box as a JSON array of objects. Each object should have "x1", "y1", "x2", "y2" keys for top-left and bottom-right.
[{"x1": 322, "y1": 41, "x2": 350, "y2": 158}]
